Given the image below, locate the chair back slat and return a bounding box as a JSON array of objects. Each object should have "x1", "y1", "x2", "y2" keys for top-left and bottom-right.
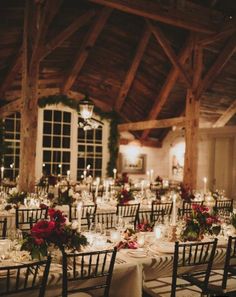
[
  {"x1": 94, "y1": 212, "x2": 117, "y2": 230},
  {"x1": 222, "y1": 236, "x2": 236, "y2": 289},
  {"x1": 0, "y1": 256, "x2": 51, "y2": 296},
  {"x1": 179, "y1": 201, "x2": 203, "y2": 217},
  {"x1": 69, "y1": 204, "x2": 97, "y2": 229},
  {"x1": 62, "y1": 248, "x2": 117, "y2": 297},
  {"x1": 116, "y1": 204, "x2": 140, "y2": 227},
  {"x1": 152, "y1": 201, "x2": 173, "y2": 216},
  {"x1": 15, "y1": 207, "x2": 48, "y2": 231},
  {"x1": 215, "y1": 199, "x2": 233, "y2": 216},
  {"x1": 0, "y1": 217, "x2": 7, "y2": 238}
]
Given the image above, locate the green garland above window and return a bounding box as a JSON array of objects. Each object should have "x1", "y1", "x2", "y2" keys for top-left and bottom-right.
[{"x1": 38, "y1": 94, "x2": 120, "y2": 177}]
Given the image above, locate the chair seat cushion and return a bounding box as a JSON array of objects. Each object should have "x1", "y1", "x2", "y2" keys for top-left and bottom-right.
[{"x1": 143, "y1": 277, "x2": 203, "y2": 297}]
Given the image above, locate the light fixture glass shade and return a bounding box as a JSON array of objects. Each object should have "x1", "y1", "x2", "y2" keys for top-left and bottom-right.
[{"x1": 79, "y1": 99, "x2": 94, "y2": 120}]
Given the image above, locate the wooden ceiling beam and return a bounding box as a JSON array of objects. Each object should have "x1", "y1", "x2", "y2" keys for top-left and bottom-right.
[
  {"x1": 196, "y1": 34, "x2": 236, "y2": 99},
  {"x1": 118, "y1": 116, "x2": 186, "y2": 132},
  {"x1": 39, "y1": 11, "x2": 96, "y2": 60},
  {"x1": 89, "y1": 0, "x2": 219, "y2": 34},
  {"x1": 115, "y1": 25, "x2": 151, "y2": 111},
  {"x1": 31, "y1": 0, "x2": 62, "y2": 66},
  {"x1": 0, "y1": 48, "x2": 22, "y2": 97},
  {"x1": 141, "y1": 35, "x2": 193, "y2": 139},
  {"x1": 120, "y1": 138, "x2": 162, "y2": 148},
  {"x1": 0, "y1": 99, "x2": 22, "y2": 118},
  {"x1": 213, "y1": 100, "x2": 236, "y2": 127},
  {"x1": 198, "y1": 20, "x2": 236, "y2": 46},
  {"x1": 147, "y1": 20, "x2": 192, "y2": 89},
  {"x1": 61, "y1": 7, "x2": 112, "y2": 94}
]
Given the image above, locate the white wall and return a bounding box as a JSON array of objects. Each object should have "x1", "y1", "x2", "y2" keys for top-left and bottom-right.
[{"x1": 119, "y1": 126, "x2": 236, "y2": 199}]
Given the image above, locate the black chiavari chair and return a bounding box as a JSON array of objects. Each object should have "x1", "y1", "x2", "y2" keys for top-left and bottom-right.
[
  {"x1": 116, "y1": 203, "x2": 140, "y2": 228},
  {"x1": 206, "y1": 236, "x2": 236, "y2": 296},
  {"x1": 93, "y1": 212, "x2": 117, "y2": 230},
  {"x1": 62, "y1": 248, "x2": 117, "y2": 297},
  {"x1": 0, "y1": 217, "x2": 7, "y2": 238},
  {"x1": 69, "y1": 204, "x2": 97, "y2": 230},
  {"x1": 137, "y1": 209, "x2": 164, "y2": 226},
  {"x1": 15, "y1": 206, "x2": 48, "y2": 232},
  {"x1": 214, "y1": 199, "x2": 233, "y2": 216},
  {"x1": 143, "y1": 239, "x2": 218, "y2": 297},
  {"x1": 151, "y1": 201, "x2": 173, "y2": 217},
  {"x1": 178, "y1": 200, "x2": 204, "y2": 217},
  {"x1": 0, "y1": 256, "x2": 51, "y2": 297}
]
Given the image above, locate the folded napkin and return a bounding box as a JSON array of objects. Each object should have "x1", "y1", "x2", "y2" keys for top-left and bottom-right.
[{"x1": 116, "y1": 240, "x2": 138, "y2": 250}]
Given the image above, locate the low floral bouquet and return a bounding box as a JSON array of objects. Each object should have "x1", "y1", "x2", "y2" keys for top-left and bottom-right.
[
  {"x1": 116, "y1": 189, "x2": 134, "y2": 205},
  {"x1": 136, "y1": 219, "x2": 154, "y2": 232},
  {"x1": 7, "y1": 187, "x2": 27, "y2": 205},
  {"x1": 181, "y1": 204, "x2": 219, "y2": 241},
  {"x1": 21, "y1": 208, "x2": 88, "y2": 259},
  {"x1": 116, "y1": 228, "x2": 138, "y2": 250}
]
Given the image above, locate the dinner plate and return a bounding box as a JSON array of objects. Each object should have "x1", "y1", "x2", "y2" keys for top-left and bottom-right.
[
  {"x1": 149, "y1": 242, "x2": 175, "y2": 254},
  {"x1": 127, "y1": 250, "x2": 147, "y2": 258}
]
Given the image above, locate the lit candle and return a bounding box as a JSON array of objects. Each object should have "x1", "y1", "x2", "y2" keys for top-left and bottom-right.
[
  {"x1": 77, "y1": 202, "x2": 83, "y2": 232},
  {"x1": 154, "y1": 226, "x2": 162, "y2": 239},
  {"x1": 0, "y1": 166, "x2": 4, "y2": 180},
  {"x1": 83, "y1": 170, "x2": 87, "y2": 180},
  {"x1": 146, "y1": 170, "x2": 150, "y2": 181},
  {"x1": 150, "y1": 169, "x2": 154, "y2": 183},
  {"x1": 67, "y1": 170, "x2": 70, "y2": 180},
  {"x1": 110, "y1": 230, "x2": 121, "y2": 243},
  {"x1": 95, "y1": 177, "x2": 100, "y2": 197},
  {"x1": 141, "y1": 180, "x2": 144, "y2": 195},
  {"x1": 113, "y1": 168, "x2": 117, "y2": 180},
  {"x1": 171, "y1": 194, "x2": 177, "y2": 226},
  {"x1": 203, "y1": 177, "x2": 207, "y2": 194}
]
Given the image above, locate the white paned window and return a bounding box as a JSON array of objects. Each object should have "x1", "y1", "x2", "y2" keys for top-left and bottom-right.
[{"x1": 3, "y1": 112, "x2": 21, "y2": 180}]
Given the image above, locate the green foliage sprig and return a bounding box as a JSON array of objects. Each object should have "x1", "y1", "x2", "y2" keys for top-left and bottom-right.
[{"x1": 38, "y1": 94, "x2": 120, "y2": 177}]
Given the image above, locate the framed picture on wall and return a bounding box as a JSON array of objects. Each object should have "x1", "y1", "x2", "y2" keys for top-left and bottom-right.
[{"x1": 119, "y1": 153, "x2": 146, "y2": 174}]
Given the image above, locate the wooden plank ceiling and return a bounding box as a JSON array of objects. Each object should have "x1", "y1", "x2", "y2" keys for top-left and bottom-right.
[{"x1": 0, "y1": 0, "x2": 236, "y2": 146}]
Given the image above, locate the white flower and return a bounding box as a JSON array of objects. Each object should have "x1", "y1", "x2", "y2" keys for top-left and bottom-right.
[
  {"x1": 68, "y1": 189, "x2": 74, "y2": 197},
  {"x1": 71, "y1": 221, "x2": 79, "y2": 230},
  {"x1": 65, "y1": 217, "x2": 71, "y2": 226},
  {"x1": 9, "y1": 187, "x2": 18, "y2": 196}
]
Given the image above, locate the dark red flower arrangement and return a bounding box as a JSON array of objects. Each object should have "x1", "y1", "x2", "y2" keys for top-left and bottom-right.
[
  {"x1": 181, "y1": 204, "x2": 219, "y2": 241},
  {"x1": 116, "y1": 189, "x2": 135, "y2": 205},
  {"x1": 136, "y1": 219, "x2": 154, "y2": 232},
  {"x1": 21, "y1": 208, "x2": 87, "y2": 259}
]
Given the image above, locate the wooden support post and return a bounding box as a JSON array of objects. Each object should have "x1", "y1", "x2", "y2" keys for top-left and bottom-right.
[
  {"x1": 18, "y1": 1, "x2": 39, "y2": 193},
  {"x1": 183, "y1": 43, "x2": 202, "y2": 189}
]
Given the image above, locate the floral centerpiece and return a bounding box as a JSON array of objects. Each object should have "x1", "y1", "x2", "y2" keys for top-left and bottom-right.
[
  {"x1": 180, "y1": 183, "x2": 195, "y2": 203},
  {"x1": 181, "y1": 204, "x2": 219, "y2": 241},
  {"x1": 136, "y1": 219, "x2": 154, "y2": 232},
  {"x1": 116, "y1": 189, "x2": 134, "y2": 205},
  {"x1": 7, "y1": 187, "x2": 27, "y2": 205},
  {"x1": 21, "y1": 208, "x2": 88, "y2": 259},
  {"x1": 116, "y1": 228, "x2": 138, "y2": 250},
  {"x1": 57, "y1": 181, "x2": 74, "y2": 205}
]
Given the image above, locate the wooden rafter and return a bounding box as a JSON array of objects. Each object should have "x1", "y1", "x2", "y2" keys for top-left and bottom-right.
[
  {"x1": 0, "y1": 48, "x2": 22, "y2": 97},
  {"x1": 141, "y1": 35, "x2": 193, "y2": 139},
  {"x1": 31, "y1": 0, "x2": 62, "y2": 66},
  {"x1": 39, "y1": 11, "x2": 96, "y2": 60},
  {"x1": 61, "y1": 7, "x2": 112, "y2": 94},
  {"x1": 118, "y1": 116, "x2": 186, "y2": 132},
  {"x1": 213, "y1": 100, "x2": 236, "y2": 128},
  {"x1": 89, "y1": 0, "x2": 220, "y2": 34},
  {"x1": 198, "y1": 19, "x2": 236, "y2": 46},
  {"x1": 120, "y1": 138, "x2": 161, "y2": 148},
  {"x1": 115, "y1": 25, "x2": 151, "y2": 111},
  {"x1": 147, "y1": 20, "x2": 192, "y2": 88},
  {"x1": 0, "y1": 99, "x2": 22, "y2": 118},
  {"x1": 196, "y1": 34, "x2": 236, "y2": 99}
]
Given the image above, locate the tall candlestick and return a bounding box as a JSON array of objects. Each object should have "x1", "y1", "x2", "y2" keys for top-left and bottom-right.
[
  {"x1": 77, "y1": 202, "x2": 83, "y2": 232},
  {"x1": 0, "y1": 166, "x2": 4, "y2": 180},
  {"x1": 146, "y1": 170, "x2": 150, "y2": 181},
  {"x1": 203, "y1": 177, "x2": 207, "y2": 194},
  {"x1": 171, "y1": 194, "x2": 177, "y2": 226},
  {"x1": 66, "y1": 170, "x2": 70, "y2": 180},
  {"x1": 150, "y1": 169, "x2": 154, "y2": 183},
  {"x1": 95, "y1": 177, "x2": 100, "y2": 197},
  {"x1": 141, "y1": 180, "x2": 144, "y2": 195},
  {"x1": 113, "y1": 168, "x2": 117, "y2": 180}
]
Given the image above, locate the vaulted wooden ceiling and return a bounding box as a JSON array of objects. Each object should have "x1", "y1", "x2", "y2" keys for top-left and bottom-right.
[{"x1": 0, "y1": 0, "x2": 236, "y2": 145}]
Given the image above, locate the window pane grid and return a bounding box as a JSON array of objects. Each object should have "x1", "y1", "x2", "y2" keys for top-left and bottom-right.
[
  {"x1": 3, "y1": 113, "x2": 21, "y2": 180},
  {"x1": 42, "y1": 110, "x2": 71, "y2": 176}
]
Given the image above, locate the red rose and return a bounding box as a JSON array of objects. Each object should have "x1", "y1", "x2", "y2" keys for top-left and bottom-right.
[
  {"x1": 48, "y1": 208, "x2": 66, "y2": 224},
  {"x1": 31, "y1": 220, "x2": 55, "y2": 239},
  {"x1": 34, "y1": 237, "x2": 45, "y2": 245}
]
